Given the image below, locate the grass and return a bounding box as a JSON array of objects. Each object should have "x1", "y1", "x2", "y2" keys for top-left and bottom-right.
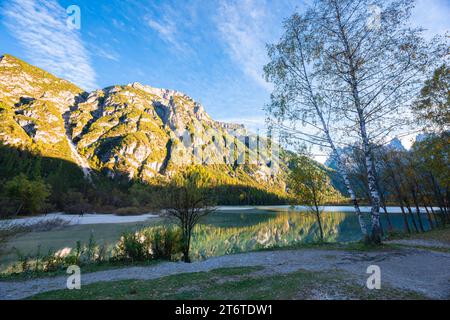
[
  {"x1": 385, "y1": 226, "x2": 450, "y2": 253},
  {"x1": 29, "y1": 266, "x2": 427, "y2": 300},
  {"x1": 391, "y1": 244, "x2": 450, "y2": 254},
  {"x1": 255, "y1": 240, "x2": 396, "y2": 253},
  {"x1": 0, "y1": 260, "x2": 161, "y2": 282},
  {"x1": 387, "y1": 225, "x2": 450, "y2": 243}
]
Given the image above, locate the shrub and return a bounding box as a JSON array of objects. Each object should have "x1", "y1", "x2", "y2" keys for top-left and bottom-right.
[
  {"x1": 114, "y1": 232, "x2": 150, "y2": 262},
  {"x1": 150, "y1": 226, "x2": 183, "y2": 260},
  {"x1": 114, "y1": 226, "x2": 182, "y2": 262}
]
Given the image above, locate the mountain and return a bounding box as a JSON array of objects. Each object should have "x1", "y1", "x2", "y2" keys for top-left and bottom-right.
[
  {"x1": 0, "y1": 54, "x2": 287, "y2": 203},
  {"x1": 385, "y1": 138, "x2": 406, "y2": 152}
]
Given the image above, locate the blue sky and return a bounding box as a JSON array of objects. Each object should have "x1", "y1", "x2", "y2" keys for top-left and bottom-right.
[{"x1": 0, "y1": 0, "x2": 449, "y2": 155}]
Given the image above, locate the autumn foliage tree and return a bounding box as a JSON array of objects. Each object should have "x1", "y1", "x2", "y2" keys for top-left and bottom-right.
[
  {"x1": 413, "y1": 64, "x2": 449, "y2": 134},
  {"x1": 288, "y1": 155, "x2": 340, "y2": 241}
]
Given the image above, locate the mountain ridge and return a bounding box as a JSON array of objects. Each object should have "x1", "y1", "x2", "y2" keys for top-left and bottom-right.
[{"x1": 0, "y1": 54, "x2": 286, "y2": 196}]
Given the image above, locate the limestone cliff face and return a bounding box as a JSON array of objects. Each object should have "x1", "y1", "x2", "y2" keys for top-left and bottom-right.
[
  {"x1": 0, "y1": 54, "x2": 285, "y2": 191},
  {"x1": 0, "y1": 54, "x2": 85, "y2": 165}
]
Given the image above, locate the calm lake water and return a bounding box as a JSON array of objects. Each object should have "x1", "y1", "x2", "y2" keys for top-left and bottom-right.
[
  {"x1": 189, "y1": 206, "x2": 435, "y2": 259},
  {"x1": 0, "y1": 206, "x2": 436, "y2": 269}
]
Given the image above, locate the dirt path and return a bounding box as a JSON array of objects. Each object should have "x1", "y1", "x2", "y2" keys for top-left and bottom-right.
[{"x1": 1, "y1": 247, "x2": 449, "y2": 300}]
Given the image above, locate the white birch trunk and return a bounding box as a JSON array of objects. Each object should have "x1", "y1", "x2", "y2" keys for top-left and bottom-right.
[
  {"x1": 297, "y1": 44, "x2": 369, "y2": 237},
  {"x1": 334, "y1": 148, "x2": 368, "y2": 237},
  {"x1": 333, "y1": 2, "x2": 382, "y2": 243},
  {"x1": 319, "y1": 118, "x2": 368, "y2": 237},
  {"x1": 353, "y1": 88, "x2": 382, "y2": 243}
]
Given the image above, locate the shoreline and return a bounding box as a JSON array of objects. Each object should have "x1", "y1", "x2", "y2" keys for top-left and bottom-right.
[{"x1": 1, "y1": 205, "x2": 441, "y2": 227}]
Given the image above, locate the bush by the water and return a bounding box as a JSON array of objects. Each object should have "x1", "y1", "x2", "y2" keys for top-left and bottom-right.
[{"x1": 113, "y1": 226, "x2": 182, "y2": 262}]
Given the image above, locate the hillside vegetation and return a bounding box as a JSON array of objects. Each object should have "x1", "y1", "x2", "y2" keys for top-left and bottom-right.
[{"x1": 0, "y1": 54, "x2": 339, "y2": 215}]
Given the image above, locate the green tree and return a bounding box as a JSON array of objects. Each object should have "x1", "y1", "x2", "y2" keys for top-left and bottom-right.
[
  {"x1": 4, "y1": 174, "x2": 51, "y2": 215},
  {"x1": 129, "y1": 182, "x2": 157, "y2": 207},
  {"x1": 288, "y1": 156, "x2": 335, "y2": 241}
]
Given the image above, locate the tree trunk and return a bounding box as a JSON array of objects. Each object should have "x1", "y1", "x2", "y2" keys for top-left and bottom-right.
[
  {"x1": 183, "y1": 251, "x2": 191, "y2": 263},
  {"x1": 182, "y1": 229, "x2": 191, "y2": 263},
  {"x1": 373, "y1": 160, "x2": 393, "y2": 232},
  {"x1": 335, "y1": 156, "x2": 369, "y2": 240},
  {"x1": 411, "y1": 188, "x2": 425, "y2": 232},
  {"x1": 333, "y1": 1, "x2": 381, "y2": 244},
  {"x1": 386, "y1": 166, "x2": 410, "y2": 233},
  {"x1": 14, "y1": 203, "x2": 23, "y2": 217},
  {"x1": 298, "y1": 44, "x2": 368, "y2": 240},
  {"x1": 399, "y1": 204, "x2": 411, "y2": 233},
  {"x1": 358, "y1": 118, "x2": 382, "y2": 243},
  {"x1": 314, "y1": 204, "x2": 324, "y2": 241},
  {"x1": 415, "y1": 181, "x2": 435, "y2": 230},
  {"x1": 405, "y1": 201, "x2": 419, "y2": 233},
  {"x1": 429, "y1": 205, "x2": 445, "y2": 227},
  {"x1": 430, "y1": 173, "x2": 448, "y2": 216},
  {"x1": 355, "y1": 102, "x2": 381, "y2": 243},
  {"x1": 445, "y1": 185, "x2": 449, "y2": 213},
  {"x1": 423, "y1": 205, "x2": 435, "y2": 229}
]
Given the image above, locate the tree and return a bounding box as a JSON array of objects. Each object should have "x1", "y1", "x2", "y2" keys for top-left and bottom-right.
[
  {"x1": 288, "y1": 155, "x2": 336, "y2": 241},
  {"x1": 413, "y1": 64, "x2": 449, "y2": 133},
  {"x1": 163, "y1": 166, "x2": 215, "y2": 263},
  {"x1": 378, "y1": 149, "x2": 412, "y2": 233},
  {"x1": 410, "y1": 133, "x2": 450, "y2": 222},
  {"x1": 4, "y1": 174, "x2": 50, "y2": 216},
  {"x1": 264, "y1": 12, "x2": 369, "y2": 240},
  {"x1": 267, "y1": 0, "x2": 440, "y2": 244}
]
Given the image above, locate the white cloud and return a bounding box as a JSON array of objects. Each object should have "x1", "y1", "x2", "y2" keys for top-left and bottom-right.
[
  {"x1": 216, "y1": 0, "x2": 274, "y2": 91},
  {"x1": 2, "y1": 0, "x2": 98, "y2": 91},
  {"x1": 148, "y1": 19, "x2": 175, "y2": 38},
  {"x1": 143, "y1": 1, "x2": 196, "y2": 53},
  {"x1": 146, "y1": 18, "x2": 178, "y2": 45},
  {"x1": 88, "y1": 44, "x2": 120, "y2": 62}
]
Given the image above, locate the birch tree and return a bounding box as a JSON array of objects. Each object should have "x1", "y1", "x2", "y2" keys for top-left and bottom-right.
[
  {"x1": 264, "y1": 14, "x2": 369, "y2": 240},
  {"x1": 299, "y1": 0, "x2": 439, "y2": 243}
]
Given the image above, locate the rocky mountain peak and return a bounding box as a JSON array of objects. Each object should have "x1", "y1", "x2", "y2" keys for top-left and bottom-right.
[{"x1": 0, "y1": 54, "x2": 285, "y2": 192}]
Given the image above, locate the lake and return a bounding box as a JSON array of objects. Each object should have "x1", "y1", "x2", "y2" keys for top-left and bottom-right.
[
  {"x1": 189, "y1": 206, "x2": 435, "y2": 259},
  {"x1": 0, "y1": 206, "x2": 436, "y2": 269}
]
